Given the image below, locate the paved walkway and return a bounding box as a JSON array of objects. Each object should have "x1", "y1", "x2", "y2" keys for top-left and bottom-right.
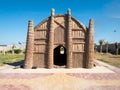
[{"x1": 0, "y1": 60, "x2": 120, "y2": 90}]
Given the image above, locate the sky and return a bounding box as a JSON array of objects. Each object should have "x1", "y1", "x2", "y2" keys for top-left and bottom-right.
[{"x1": 0, "y1": 0, "x2": 120, "y2": 45}]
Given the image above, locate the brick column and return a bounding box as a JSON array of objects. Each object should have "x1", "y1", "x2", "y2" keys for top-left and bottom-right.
[
  {"x1": 67, "y1": 8, "x2": 72, "y2": 68},
  {"x1": 24, "y1": 20, "x2": 34, "y2": 69},
  {"x1": 48, "y1": 8, "x2": 55, "y2": 68},
  {"x1": 87, "y1": 19, "x2": 94, "y2": 68}
]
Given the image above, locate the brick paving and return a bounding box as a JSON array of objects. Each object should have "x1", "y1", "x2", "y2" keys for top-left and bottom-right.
[
  {"x1": 0, "y1": 84, "x2": 30, "y2": 90},
  {"x1": 67, "y1": 73, "x2": 120, "y2": 80},
  {"x1": 0, "y1": 60, "x2": 120, "y2": 90},
  {"x1": 86, "y1": 86, "x2": 120, "y2": 90},
  {"x1": 0, "y1": 73, "x2": 53, "y2": 79}
]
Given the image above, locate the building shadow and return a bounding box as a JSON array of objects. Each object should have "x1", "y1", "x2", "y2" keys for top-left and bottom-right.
[{"x1": 4, "y1": 60, "x2": 24, "y2": 68}]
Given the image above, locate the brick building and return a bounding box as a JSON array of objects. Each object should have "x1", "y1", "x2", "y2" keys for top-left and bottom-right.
[{"x1": 24, "y1": 9, "x2": 94, "y2": 69}]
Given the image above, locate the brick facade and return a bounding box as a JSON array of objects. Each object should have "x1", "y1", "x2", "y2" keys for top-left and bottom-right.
[{"x1": 24, "y1": 9, "x2": 94, "y2": 68}]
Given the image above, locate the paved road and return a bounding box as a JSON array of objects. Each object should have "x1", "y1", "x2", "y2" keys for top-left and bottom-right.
[{"x1": 0, "y1": 60, "x2": 120, "y2": 90}]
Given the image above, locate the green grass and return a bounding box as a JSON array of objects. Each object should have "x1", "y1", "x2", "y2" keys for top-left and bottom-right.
[
  {"x1": 0, "y1": 54, "x2": 24, "y2": 66},
  {"x1": 98, "y1": 59, "x2": 109, "y2": 63},
  {"x1": 95, "y1": 52, "x2": 120, "y2": 68}
]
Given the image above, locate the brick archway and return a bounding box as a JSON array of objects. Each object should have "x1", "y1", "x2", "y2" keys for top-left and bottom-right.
[{"x1": 54, "y1": 45, "x2": 67, "y2": 66}]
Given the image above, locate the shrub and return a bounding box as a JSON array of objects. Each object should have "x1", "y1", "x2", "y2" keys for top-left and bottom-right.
[
  {"x1": 7, "y1": 50, "x2": 12, "y2": 53},
  {"x1": 7, "y1": 49, "x2": 22, "y2": 54},
  {"x1": 14, "y1": 49, "x2": 22, "y2": 54}
]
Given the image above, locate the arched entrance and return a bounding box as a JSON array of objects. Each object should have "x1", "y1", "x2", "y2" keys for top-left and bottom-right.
[{"x1": 54, "y1": 45, "x2": 67, "y2": 66}]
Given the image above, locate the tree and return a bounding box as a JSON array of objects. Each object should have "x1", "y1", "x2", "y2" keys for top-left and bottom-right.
[
  {"x1": 105, "y1": 42, "x2": 109, "y2": 53},
  {"x1": 94, "y1": 43, "x2": 97, "y2": 53},
  {"x1": 99, "y1": 40, "x2": 104, "y2": 53},
  {"x1": 12, "y1": 44, "x2": 16, "y2": 55},
  {"x1": 115, "y1": 42, "x2": 118, "y2": 55}
]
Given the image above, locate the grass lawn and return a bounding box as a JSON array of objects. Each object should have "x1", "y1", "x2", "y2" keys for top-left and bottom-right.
[
  {"x1": 0, "y1": 54, "x2": 24, "y2": 66},
  {"x1": 95, "y1": 52, "x2": 120, "y2": 68}
]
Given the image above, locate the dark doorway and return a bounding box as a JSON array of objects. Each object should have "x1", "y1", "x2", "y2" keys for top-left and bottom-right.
[{"x1": 54, "y1": 45, "x2": 67, "y2": 66}]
